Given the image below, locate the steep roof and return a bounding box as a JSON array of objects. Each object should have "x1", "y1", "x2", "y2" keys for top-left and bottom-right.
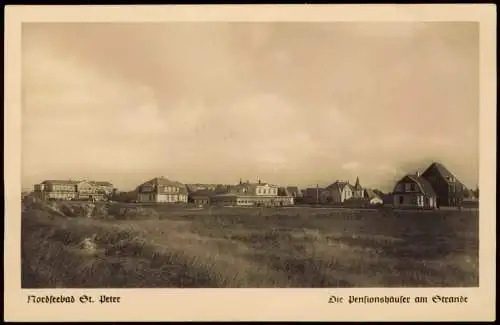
[
  {"x1": 422, "y1": 162, "x2": 463, "y2": 185},
  {"x1": 138, "y1": 177, "x2": 188, "y2": 194},
  {"x1": 139, "y1": 176, "x2": 184, "y2": 187},
  {"x1": 394, "y1": 174, "x2": 437, "y2": 197},
  {"x1": 326, "y1": 181, "x2": 352, "y2": 192},
  {"x1": 354, "y1": 176, "x2": 362, "y2": 190}
]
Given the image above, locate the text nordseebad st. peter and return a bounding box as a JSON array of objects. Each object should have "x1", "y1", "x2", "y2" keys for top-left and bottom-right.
[{"x1": 27, "y1": 294, "x2": 121, "y2": 304}]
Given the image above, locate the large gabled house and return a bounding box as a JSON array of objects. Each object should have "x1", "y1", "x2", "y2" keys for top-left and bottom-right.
[
  {"x1": 324, "y1": 180, "x2": 354, "y2": 204},
  {"x1": 136, "y1": 176, "x2": 188, "y2": 203},
  {"x1": 392, "y1": 173, "x2": 437, "y2": 209},
  {"x1": 420, "y1": 162, "x2": 467, "y2": 207},
  {"x1": 210, "y1": 179, "x2": 294, "y2": 206}
]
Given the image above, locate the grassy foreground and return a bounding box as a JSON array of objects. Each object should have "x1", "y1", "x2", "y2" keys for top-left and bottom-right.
[{"x1": 21, "y1": 201, "x2": 479, "y2": 288}]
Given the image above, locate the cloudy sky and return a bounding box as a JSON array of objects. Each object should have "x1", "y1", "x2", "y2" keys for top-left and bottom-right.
[{"x1": 21, "y1": 22, "x2": 479, "y2": 191}]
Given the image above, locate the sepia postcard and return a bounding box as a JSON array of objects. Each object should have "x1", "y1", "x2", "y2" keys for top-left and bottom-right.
[{"x1": 4, "y1": 4, "x2": 497, "y2": 322}]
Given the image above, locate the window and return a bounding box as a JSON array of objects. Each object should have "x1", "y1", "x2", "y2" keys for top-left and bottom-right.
[
  {"x1": 399, "y1": 196, "x2": 404, "y2": 204},
  {"x1": 410, "y1": 183, "x2": 416, "y2": 191}
]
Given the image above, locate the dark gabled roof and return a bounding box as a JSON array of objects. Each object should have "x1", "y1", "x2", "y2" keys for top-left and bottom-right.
[
  {"x1": 354, "y1": 176, "x2": 362, "y2": 190},
  {"x1": 138, "y1": 177, "x2": 188, "y2": 195},
  {"x1": 139, "y1": 176, "x2": 184, "y2": 187},
  {"x1": 394, "y1": 174, "x2": 437, "y2": 197},
  {"x1": 326, "y1": 181, "x2": 352, "y2": 192},
  {"x1": 422, "y1": 162, "x2": 464, "y2": 186}
]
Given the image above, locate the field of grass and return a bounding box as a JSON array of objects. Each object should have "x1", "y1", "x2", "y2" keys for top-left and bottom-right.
[{"x1": 21, "y1": 201, "x2": 479, "y2": 288}]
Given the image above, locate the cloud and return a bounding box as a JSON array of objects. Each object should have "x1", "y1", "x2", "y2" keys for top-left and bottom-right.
[
  {"x1": 21, "y1": 22, "x2": 479, "y2": 190},
  {"x1": 341, "y1": 161, "x2": 361, "y2": 170}
]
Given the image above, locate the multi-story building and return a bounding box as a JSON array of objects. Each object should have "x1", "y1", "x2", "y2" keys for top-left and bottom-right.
[
  {"x1": 136, "y1": 176, "x2": 188, "y2": 203},
  {"x1": 33, "y1": 179, "x2": 113, "y2": 201},
  {"x1": 34, "y1": 180, "x2": 78, "y2": 200},
  {"x1": 420, "y1": 162, "x2": 466, "y2": 207},
  {"x1": 323, "y1": 180, "x2": 355, "y2": 204}
]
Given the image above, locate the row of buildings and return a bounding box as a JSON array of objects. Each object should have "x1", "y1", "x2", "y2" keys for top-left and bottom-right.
[
  {"x1": 300, "y1": 176, "x2": 384, "y2": 206},
  {"x1": 390, "y1": 162, "x2": 472, "y2": 209},
  {"x1": 300, "y1": 162, "x2": 474, "y2": 209},
  {"x1": 136, "y1": 177, "x2": 299, "y2": 207},
  {"x1": 30, "y1": 162, "x2": 475, "y2": 209}
]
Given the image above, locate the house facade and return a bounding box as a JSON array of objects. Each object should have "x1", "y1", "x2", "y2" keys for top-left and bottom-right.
[
  {"x1": 324, "y1": 181, "x2": 355, "y2": 204},
  {"x1": 420, "y1": 162, "x2": 466, "y2": 207},
  {"x1": 211, "y1": 179, "x2": 294, "y2": 207},
  {"x1": 34, "y1": 180, "x2": 78, "y2": 200},
  {"x1": 136, "y1": 177, "x2": 188, "y2": 203},
  {"x1": 392, "y1": 173, "x2": 437, "y2": 209}
]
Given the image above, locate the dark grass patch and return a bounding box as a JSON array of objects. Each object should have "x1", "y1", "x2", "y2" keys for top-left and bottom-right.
[
  {"x1": 21, "y1": 202, "x2": 480, "y2": 288},
  {"x1": 21, "y1": 213, "x2": 220, "y2": 288}
]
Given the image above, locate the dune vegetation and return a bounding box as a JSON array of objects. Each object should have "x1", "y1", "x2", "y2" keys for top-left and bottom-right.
[{"x1": 21, "y1": 199, "x2": 479, "y2": 288}]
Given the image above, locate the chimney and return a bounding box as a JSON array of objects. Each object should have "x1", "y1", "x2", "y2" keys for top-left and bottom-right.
[
  {"x1": 239, "y1": 178, "x2": 242, "y2": 185},
  {"x1": 416, "y1": 171, "x2": 421, "y2": 177}
]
